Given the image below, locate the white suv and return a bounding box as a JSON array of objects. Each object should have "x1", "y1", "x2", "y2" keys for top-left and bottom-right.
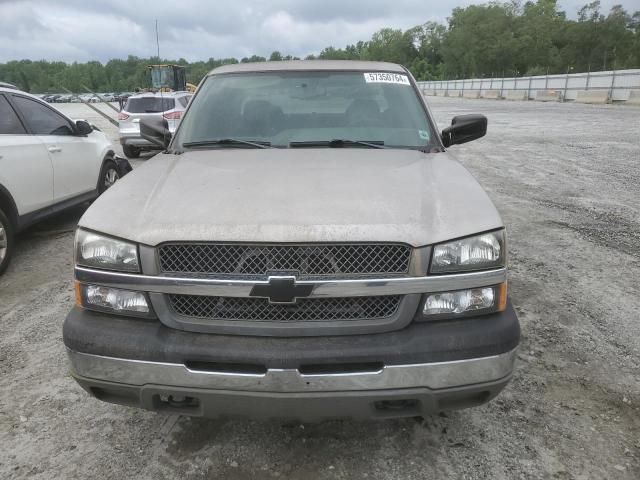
[
  {"x1": 0, "y1": 87, "x2": 122, "y2": 274},
  {"x1": 118, "y1": 91, "x2": 191, "y2": 158}
]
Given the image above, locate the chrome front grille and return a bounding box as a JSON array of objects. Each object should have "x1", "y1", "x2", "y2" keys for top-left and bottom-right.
[
  {"x1": 158, "y1": 243, "x2": 411, "y2": 279},
  {"x1": 168, "y1": 294, "x2": 402, "y2": 322}
]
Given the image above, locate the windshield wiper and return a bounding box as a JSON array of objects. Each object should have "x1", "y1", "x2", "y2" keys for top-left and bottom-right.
[
  {"x1": 183, "y1": 139, "x2": 272, "y2": 149},
  {"x1": 290, "y1": 139, "x2": 386, "y2": 149}
]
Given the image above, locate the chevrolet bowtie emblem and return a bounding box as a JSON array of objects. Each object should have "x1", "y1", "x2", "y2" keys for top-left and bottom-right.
[{"x1": 249, "y1": 276, "x2": 314, "y2": 304}]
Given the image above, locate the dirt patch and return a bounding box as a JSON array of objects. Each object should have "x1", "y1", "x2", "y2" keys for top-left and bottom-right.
[{"x1": 1, "y1": 98, "x2": 639, "y2": 479}]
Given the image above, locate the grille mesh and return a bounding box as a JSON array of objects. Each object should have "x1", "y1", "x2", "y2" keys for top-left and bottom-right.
[
  {"x1": 169, "y1": 295, "x2": 402, "y2": 322},
  {"x1": 158, "y1": 244, "x2": 411, "y2": 278}
]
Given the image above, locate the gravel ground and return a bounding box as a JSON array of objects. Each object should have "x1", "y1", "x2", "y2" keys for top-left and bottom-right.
[{"x1": 1, "y1": 98, "x2": 639, "y2": 479}]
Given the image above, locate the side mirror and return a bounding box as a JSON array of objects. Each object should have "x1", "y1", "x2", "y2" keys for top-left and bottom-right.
[
  {"x1": 140, "y1": 116, "x2": 171, "y2": 149},
  {"x1": 75, "y1": 120, "x2": 93, "y2": 135},
  {"x1": 441, "y1": 114, "x2": 487, "y2": 147}
]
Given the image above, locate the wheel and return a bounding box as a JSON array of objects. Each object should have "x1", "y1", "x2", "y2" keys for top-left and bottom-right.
[
  {"x1": 0, "y1": 208, "x2": 14, "y2": 275},
  {"x1": 122, "y1": 144, "x2": 140, "y2": 159},
  {"x1": 98, "y1": 160, "x2": 120, "y2": 194}
]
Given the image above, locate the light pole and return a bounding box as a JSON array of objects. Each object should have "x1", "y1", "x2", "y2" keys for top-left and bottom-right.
[
  {"x1": 563, "y1": 65, "x2": 574, "y2": 102},
  {"x1": 545, "y1": 66, "x2": 549, "y2": 90}
]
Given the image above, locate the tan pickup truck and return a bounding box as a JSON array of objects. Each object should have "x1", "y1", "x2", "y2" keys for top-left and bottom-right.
[{"x1": 64, "y1": 60, "x2": 519, "y2": 420}]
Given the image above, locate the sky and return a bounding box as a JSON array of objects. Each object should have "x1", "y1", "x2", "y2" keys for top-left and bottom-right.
[{"x1": 0, "y1": 0, "x2": 637, "y2": 63}]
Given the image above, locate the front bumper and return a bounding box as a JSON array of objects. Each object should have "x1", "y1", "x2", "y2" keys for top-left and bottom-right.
[
  {"x1": 71, "y1": 371, "x2": 512, "y2": 420},
  {"x1": 63, "y1": 304, "x2": 519, "y2": 419},
  {"x1": 119, "y1": 135, "x2": 157, "y2": 148},
  {"x1": 119, "y1": 125, "x2": 177, "y2": 149},
  {"x1": 112, "y1": 155, "x2": 133, "y2": 177}
]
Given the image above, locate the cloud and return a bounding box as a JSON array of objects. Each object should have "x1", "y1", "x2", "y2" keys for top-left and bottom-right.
[{"x1": 0, "y1": 0, "x2": 636, "y2": 63}]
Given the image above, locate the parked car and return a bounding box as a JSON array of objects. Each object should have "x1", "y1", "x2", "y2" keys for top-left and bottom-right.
[
  {"x1": 115, "y1": 92, "x2": 134, "y2": 109},
  {"x1": 118, "y1": 91, "x2": 192, "y2": 158},
  {"x1": 64, "y1": 61, "x2": 520, "y2": 421},
  {"x1": 0, "y1": 87, "x2": 131, "y2": 274}
]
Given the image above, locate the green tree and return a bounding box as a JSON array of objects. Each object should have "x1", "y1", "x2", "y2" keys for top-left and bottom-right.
[
  {"x1": 1, "y1": 2, "x2": 639, "y2": 93},
  {"x1": 441, "y1": 4, "x2": 520, "y2": 78},
  {"x1": 516, "y1": 0, "x2": 566, "y2": 74},
  {"x1": 363, "y1": 28, "x2": 417, "y2": 65}
]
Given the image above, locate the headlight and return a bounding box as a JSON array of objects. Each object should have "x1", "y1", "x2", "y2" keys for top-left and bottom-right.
[
  {"x1": 430, "y1": 230, "x2": 505, "y2": 274},
  {"x1": 75, "y1": 229, "x2": 139, "y2": 272},
  {"x1": 75, "y1": 283, "x2": 153, "y2": 318},
  {"x1": 421, "y1": 283, "x2": 507, "y2": 320}
]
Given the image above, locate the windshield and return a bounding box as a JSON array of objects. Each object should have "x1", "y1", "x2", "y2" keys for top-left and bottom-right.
[
  {"x1": 151, "y1": 67, "x2": 172, "y2": 89},
  {"x1": 175, "y1": 71, "x2": 435, "y2": 149},
  {"x1": 125, "y1": 97, "x2": 175, "y2": 113}
]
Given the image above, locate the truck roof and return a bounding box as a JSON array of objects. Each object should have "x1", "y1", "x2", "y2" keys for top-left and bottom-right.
[{"x1": 208, "y1": 60, "x2": 407, "y2": 76}]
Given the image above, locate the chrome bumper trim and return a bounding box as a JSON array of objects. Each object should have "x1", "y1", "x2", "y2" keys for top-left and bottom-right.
[
  {"x1": 67, "y1": 348, "x2": 516, "y2": 393},
  {"x1": 75, "y1": 266, "x2": 507, "y2": 298}
]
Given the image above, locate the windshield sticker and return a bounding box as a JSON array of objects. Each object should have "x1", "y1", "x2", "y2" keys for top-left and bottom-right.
[
  {"x1": 419, "y1": 130, "x2": 429, "y2": 140},
  {"x1": 363, "y1": 73, "x2": 410, "y2": 86}
]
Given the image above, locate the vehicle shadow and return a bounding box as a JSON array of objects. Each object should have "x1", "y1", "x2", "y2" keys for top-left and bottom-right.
[
  {"x1": 138, "y1": 412, "x2": 467, "y2": 478},
  {"x1": 7, "y1": 204, "x2": 89, "y2": 275},
  {"x1": 20, "y1": 203, "x2": 88, "y2": 238}
]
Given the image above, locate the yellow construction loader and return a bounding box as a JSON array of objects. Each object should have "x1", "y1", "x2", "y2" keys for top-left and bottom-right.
[{"x1": 147, "y1": 64, "x2": 197, "y2": 93}]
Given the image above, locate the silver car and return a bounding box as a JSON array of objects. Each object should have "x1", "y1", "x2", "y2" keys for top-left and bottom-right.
[{"x1": 118, "y1": 91, "x2": 191, "y2": 158}]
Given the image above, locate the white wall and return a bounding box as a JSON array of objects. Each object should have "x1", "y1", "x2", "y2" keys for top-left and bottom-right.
[{"x1": 417, "y1": 69, "x2": 640, "y2": 102}]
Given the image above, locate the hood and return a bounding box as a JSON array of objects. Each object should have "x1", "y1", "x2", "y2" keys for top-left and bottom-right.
[{"x1": 79, "y1": 149, "x2": 502, "y2": 247}]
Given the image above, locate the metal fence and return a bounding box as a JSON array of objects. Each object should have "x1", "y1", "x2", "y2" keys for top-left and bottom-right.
[{"x1": 417, "y1": 69, "x2": 640, "y2": 102}]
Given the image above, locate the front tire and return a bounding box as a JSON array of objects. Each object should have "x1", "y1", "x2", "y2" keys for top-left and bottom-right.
[
  {"x1": 98, "y1": 160, "x2": 120, "y2": 195},
  {"x1": 122, "y1": 145, "x2": 140, "y2": 159},
  {"x1": 0, "y1": 208, "x2": 14, "y2": 275}
]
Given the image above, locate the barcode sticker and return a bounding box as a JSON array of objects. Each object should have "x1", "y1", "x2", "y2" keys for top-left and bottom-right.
[{"x1": 364, "y1": 73, "x2": 410, "y2": 85}]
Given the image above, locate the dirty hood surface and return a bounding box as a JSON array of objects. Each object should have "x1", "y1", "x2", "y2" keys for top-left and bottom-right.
[{"x1": 80, "y1": 149, "x2": 503, "y2": 247}]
